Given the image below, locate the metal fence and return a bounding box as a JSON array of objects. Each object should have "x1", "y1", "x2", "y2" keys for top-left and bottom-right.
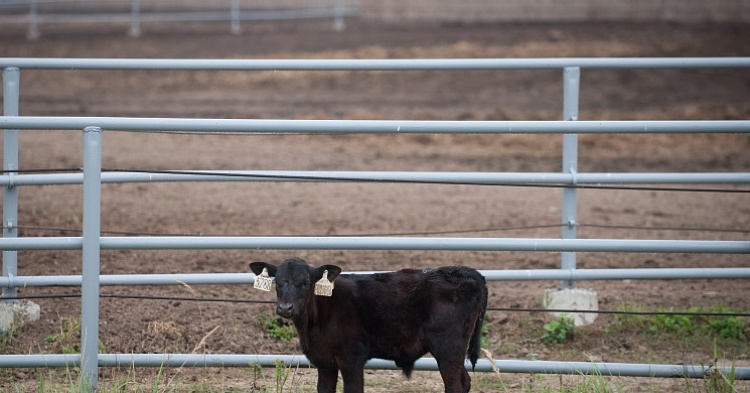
[
  {"x1": 357, "y1": 0, "x2": 750, "y2": 23},
  {"x1": 0, "y1": 0, "x2": 358, "y2": 38},
  {"x1": 2, "y1": 57, "x2": 750, "y2": 390},
  {"x1": 3, "y1": 0, "x2": 749, "y2": 35}
]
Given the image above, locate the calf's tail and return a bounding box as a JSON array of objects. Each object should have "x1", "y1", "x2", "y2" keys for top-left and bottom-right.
[{"x1": 467, "y1": 275, "x2": 489, "y2": 370}]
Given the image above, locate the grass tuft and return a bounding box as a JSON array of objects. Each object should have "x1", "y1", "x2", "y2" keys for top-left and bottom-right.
[
  {"x1": 259, "y1": 314, "x2": 297, "y2": 341},
  {"x1": 541, "y1": 316, "x2": 576, "y2": 344}
]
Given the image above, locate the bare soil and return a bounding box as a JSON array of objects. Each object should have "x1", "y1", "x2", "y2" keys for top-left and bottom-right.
[{"x1": 1, "y1": 19, "x2": 749, "y2": 391}]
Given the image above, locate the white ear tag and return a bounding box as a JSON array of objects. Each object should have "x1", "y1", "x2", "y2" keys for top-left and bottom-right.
[
  {"x1": 253, "y1": 268, "x2": 273, "y2": 292},
  {"x1": 314, "y1": 270, "x2": 334, "y2": 297}
]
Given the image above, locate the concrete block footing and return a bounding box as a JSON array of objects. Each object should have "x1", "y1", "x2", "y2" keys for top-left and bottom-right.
[
  {"x1": 543, "y1": 288, "x2": 598, "y2": 326},
  {"x1": 0, "y1": 300, "x2": 41, "y2": 332}
]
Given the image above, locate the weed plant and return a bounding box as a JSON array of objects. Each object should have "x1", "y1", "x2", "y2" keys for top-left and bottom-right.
[
  {"x1": 258, "y1": 314, "x2": 297, "y2": 341},
  {"x1": 613, "y1": 303, "x2": 747, "y2": 341},
  {"x1": 541, "y1": 316, "x2": 576, "y2": 344},
  {"x1": 1, "y1": 311, "x2": 24, "y2": 353}
]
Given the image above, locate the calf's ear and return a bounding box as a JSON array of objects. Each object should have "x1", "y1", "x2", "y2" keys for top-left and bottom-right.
[
  {"x1": 249, "y1": 261, "x2": 277, "y2": 277},
  {"x1": 314, "y1": 264, "x2": 342, "y2": 281}
]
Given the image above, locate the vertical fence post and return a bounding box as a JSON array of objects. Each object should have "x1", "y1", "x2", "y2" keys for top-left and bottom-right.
[
  {"x1": 333, "y1": 0, "x2": 345, "y2": 31},
  {"x1": 2, "y1": 67, "x2": 20, "y2": 303},
  {"x1": 230, "y1": 0, "x2": 241, "y2": 34},
  {"x1": 560, "y1": 67, "x2": 580, "y2": 289},
  {"x1": 27, "y1": 0, "x2": 40, "y2": 40},
  {"x1": 81, "y1": 126, "x2": 103, "y2": 391},
  {"x1": 129, "y1": 0, "x2": 141, "y2": 37}
]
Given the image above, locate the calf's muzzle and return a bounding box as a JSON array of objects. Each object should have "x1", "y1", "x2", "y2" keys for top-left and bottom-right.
[{"x1": 277, "y1": 302, "x2": 294, "y2": 318}]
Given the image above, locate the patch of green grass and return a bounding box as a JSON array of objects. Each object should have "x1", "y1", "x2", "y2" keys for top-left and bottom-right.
[
  {"x1": 704, "y1": 305, "x2": 747, "y2": 341},
  {"x1": 473, "y1": 374, "x2": 508, "y2": 390},
  {"x1": 480, "y1": 311, "x2": 494, "y2": 348},
  {"x1": 613, "y1": 303, "x2": 747, "y2": 341},
  {"x1": 258, "y1": 314, "x2": 297, "y2": 341},
  {"x1": 364, "y1": 378, "x2": 392, "y2": 389},
  {"x1": 701, "y1": 365, "x2": 737, "y2": 393},
  {"x1": 246, "y1": 360, "x2": 315, "y2": 393},
  {"x1": 1, "y1": 309, "x2": 25, "y2": 354},
  {"x1": 44, "y1": 316, "x2": 106, "y2": 354},
  {"x1": 273, "y1": 359, "x2": 292, "y2": 393},
  {"x1": 541, "y1": 316, "x2": 576, "y2": 344},
  {"x1": 33, "y1": 365, "x2": 182, "y2": 393},
  {"x1": 539, "y1": 374, "x2": 627, "y2": 393},
  {"x1": 44, "y1": 316, "x2": 81, "y2": 354}
]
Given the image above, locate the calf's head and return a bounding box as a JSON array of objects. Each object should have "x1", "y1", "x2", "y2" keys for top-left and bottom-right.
[{"x1": 250, "y1": 258, "x2": 341, "y2": 319}]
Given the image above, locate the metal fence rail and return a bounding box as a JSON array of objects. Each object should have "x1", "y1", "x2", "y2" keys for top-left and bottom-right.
[
  {"x1": 3, "y1": 268, "x2": 750, "y2": 288},
  {"x1": 2, "y1": 57, "x2": 750, "y2": 389},
  {"x1": 3, "y1": 57, "x2": 750, "y2": 69},
  {"x1": 2, "y1": 170, "x2": 749, "y2": 186},
  {"x1": 1, "y1": 234, "x2": 749, "y2": 253},
  {"x1": 1, "y1": 354, "x2": 748, "y2": 380},
  {"x1": 3, "y1": 116, "x2": 750, "y2": 134}
]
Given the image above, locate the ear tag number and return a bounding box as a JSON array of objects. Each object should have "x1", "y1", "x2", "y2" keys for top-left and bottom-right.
[
  {"x1": 314, "y1": 270, "x2": 334, "y2": 297},
  {"x1": 253, "y1": 268, "x2": 273, "y2": 292}
]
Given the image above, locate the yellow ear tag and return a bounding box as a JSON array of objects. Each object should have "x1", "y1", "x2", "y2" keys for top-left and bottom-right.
[
  {"x1": 253, "y1": 268, "x2": 273, "y2": 292},
  {"x1": 314, "y1": 270, "x2": 334, "y2": 297}
]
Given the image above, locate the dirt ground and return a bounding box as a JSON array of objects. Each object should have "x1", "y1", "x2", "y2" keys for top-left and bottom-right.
[{"x1": 1, "y1": 18, "x2": 749, "y2": 391}]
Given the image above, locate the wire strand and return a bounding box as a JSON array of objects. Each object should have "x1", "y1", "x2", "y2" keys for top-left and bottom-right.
[
  {"x1": 580, "y1": 223, "x2": 750, "y2": 234},
  {"x1": 14, "y1": 224, "x2": 565, "y2": 237}
]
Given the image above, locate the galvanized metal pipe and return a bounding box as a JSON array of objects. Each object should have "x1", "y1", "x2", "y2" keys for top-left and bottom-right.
[
  {"x1": 1, "y1": 117, "x2": 749, "y2": 134},
  {"x1": 2, "y1": 268, "x2": 750, "y2": 288},
  {"x1": 80, "y1": 126, "x2": 102, "y2": 390},
  {"x1": 229, "y1": 0, "x2": 240, "y2": 34},
  {"x1": 0, "y1": 236, "x2": 747, "y2": 253},
  {"x1": 26, "y1": 0, "x2": 39, "y2": 40},
  {"x1": 561, "y1": 67, "x2": 580, "y2": 289},
  {"x1": 0, "y1": 272, "x2": 256, "y2": 287},
  {"x1": 128, "y1": 0, "x2": 140, "y2": 37},
  {"x1": 333, "y1": 0, "x2": 345, "y2": 30},
  {"x1": 2, "y1": 67, "x2": 20, "y2": 303},
  {"x1": 1, "y1": 57, "x2": 750, "y2": 70},
  {"x1": 0, "y1": 354, "x2": 747, "y2": 380},
  {"x1": 2, "y1": 170, "x2": 748, "y2": 187}
]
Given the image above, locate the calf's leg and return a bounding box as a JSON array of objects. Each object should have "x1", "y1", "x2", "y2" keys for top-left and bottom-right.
[
  {"x1": 338, "y1": 361, "x2": 366, "y2": 393},
  {"x1": 435, "y1": 356, "x2": 471, "y2": 393},
  {"x1": 428, "y1": 329, "x2": 472, "y2": 392},
  {"x1": 316, "y1": 368, "x2": 338, "y2": 393}
]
